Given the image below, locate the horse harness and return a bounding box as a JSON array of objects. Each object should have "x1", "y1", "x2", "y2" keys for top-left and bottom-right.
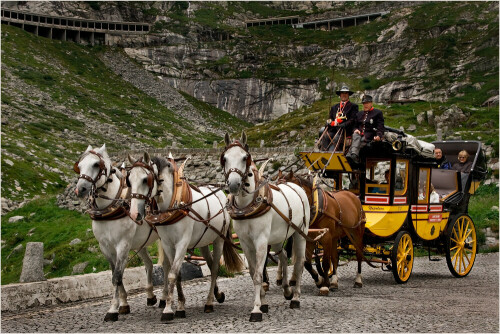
[
  {"x1": 144, "y1": 159, "x2": 234, "y2": 250},
  {"x1": 223, "y1": 141, "x2": 322, "y2": 243}
]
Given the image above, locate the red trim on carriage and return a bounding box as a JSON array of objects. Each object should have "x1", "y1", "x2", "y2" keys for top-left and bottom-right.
[
  {"x1": 365, "y1": 196, "x2": 389, "y2": 204},
  {"x1": 428, "y1": 213, "x2": 442, "y2": 222},
  {"x1": 411, "y1": 205, "x2": 428, "y2": 212},
  {"x1": 428, "y1": 205, "x2": 443, "y2": 212},
  {"x1": 393, "y1": 197, "x2": 407, "y2": 204}
]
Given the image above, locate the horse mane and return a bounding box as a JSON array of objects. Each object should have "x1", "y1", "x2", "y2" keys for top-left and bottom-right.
[
  {"x1": 151, "y1": 156, "x2": 170, "y2": 174},
  {"x1": 290, "y1": 173, "x2": 313, "y2": 189}
]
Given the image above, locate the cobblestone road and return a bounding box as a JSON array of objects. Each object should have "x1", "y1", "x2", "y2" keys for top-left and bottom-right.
[{"x1": 2, "y1": 253, "x2": 498, "y2": 333}]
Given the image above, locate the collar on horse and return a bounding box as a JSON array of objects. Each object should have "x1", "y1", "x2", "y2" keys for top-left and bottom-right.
[
  {"x1": 144, "y1": 158, "x2": 193, "y2": 226},
  {"x1": 88, "y1": 169, "x2": 132, "y2": 221}
]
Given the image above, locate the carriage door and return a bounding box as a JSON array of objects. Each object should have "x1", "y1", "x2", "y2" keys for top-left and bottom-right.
[{"x1": 412, "y1": 167, "x2": 441, "y2": 240}]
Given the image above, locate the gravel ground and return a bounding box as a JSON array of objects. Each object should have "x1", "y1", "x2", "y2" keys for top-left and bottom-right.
[{"x1": 2, "y1": 253, "x2": 498, "y2": 333}]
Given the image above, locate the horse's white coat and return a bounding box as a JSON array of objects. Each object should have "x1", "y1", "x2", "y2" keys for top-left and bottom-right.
[
  {"x1": 75, "y1": 145, "x2": 158, "y2": 319},
  {"x1": 128, "y1": 154, "x2": 231, "y2": 318},
  {"x1": 222, "y1": 134, "x2": 310, "y2": 317}
]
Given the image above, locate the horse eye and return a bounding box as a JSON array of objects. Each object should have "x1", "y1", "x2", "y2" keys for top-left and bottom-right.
[
  {"x1": 142, "y1": 178, "x2": 148, "y2": 184},
  {"x1": 93, "y1": 162, "x2": 100, "y2": 168},
  {"x1": 242, "y1": 156, "x2": 247, "y2": 161}
]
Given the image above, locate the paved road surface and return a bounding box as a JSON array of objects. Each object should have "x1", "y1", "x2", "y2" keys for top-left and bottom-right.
[{"x1": 2, "y1": 253, "x2": 498, "y2": 333}]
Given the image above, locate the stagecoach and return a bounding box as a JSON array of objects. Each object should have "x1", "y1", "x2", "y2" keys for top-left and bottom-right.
[{"x1": 298, "y1": 131, "x2": 488, "y2": 283}]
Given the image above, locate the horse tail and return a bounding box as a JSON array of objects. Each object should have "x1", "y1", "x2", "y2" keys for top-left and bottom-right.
[
  {"x1": 222, "y1": 223, "x2": 244, "y2": 273},
  {"x1": 157, "y1": 240, "x2": 164, "y2": 266}
]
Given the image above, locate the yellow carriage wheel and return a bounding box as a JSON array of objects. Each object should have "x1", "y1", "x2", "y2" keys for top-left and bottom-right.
[
  {"x1": 445, "y1": 215, "x2": 477, "y2": 278},
  {"x1": 391, "y1": 231, "x2": 414, "y2": 284}
]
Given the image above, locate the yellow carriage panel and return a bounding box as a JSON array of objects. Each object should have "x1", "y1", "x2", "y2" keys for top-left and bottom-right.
[
  {"x1": 363, "y1": 205, "x2": 408, "y2": 237},
  {"x1": 298, "y1": 152, "x2": 353, "y2": 172},
  {"x1": 411, "y1": 211, "x2": 450, "y2": 240}
]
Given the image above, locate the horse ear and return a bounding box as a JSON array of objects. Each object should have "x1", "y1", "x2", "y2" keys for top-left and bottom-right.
[
  {"x1": 224, "y1": 133, "x2": 231, "y2": 147},
  {"x1": 128, "y1": 154, "x2": 135, "y2": 165},
  {"x1": 278, "y1": 169, "x2": 283, "y2": 179},
  {"x1": 99, "y1": 143, "x2": 106, "y2": 152},
  {"x1": 85, "y1": 145, "x2": 93, "y2": 153},
  {"x1": 290, "y1": 170, "x2": 294, "y2": 178},
  {"x1": 240, "y1": 131, "x2": 247, "y2": 146},
  {"x1": 144, "y1": 152, "x2": 150, "y2": 164}
]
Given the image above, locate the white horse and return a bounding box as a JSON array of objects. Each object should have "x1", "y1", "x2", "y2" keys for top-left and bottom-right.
[
  {"x1": 74, "y1": 144, "x2": 159, "y2": 322},
  {"x1": 127, "y1": 152, "x2": 243, "y2": 323},
  {"x1": 221, "y1": 132, "x2": 310, "y2": 322}
]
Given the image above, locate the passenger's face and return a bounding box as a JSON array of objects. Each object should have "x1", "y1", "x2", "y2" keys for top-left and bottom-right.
[
  {"x1": 362, "y1": 102, "x2": 373, "y2": 111},
  {"x1": 458, "y1": 154, "x2": 468, "y2": 162},
  {"x1": 434, "y1": 149, "x2": 442, "y2": 159},
  {"x1": 340, "y1": 92, "x2": 349, "y2": 102}
]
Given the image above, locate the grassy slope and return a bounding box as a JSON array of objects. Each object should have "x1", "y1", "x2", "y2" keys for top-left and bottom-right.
[{"x1": 1, "y1": 24, "x2": 249, "y2": 201}]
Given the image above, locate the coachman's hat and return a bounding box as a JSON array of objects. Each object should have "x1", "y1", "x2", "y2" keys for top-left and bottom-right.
[
  {"x1": 336, "y1": 85, "x2": 354, "y2": 96},
  {"x1": 361, "y1": 94, "x2": 373, "y2": 103}
]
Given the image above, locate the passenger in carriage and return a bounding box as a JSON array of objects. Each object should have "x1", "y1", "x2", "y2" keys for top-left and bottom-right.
[
  {"x1": 434, "y1": 148, "x2": 452, "y2": 169},
  {"x1": 345, "y1": 94, "x2": 385, "y2": 164},
  {"x1": 452, "y1": 150, "x2": 473, "y2": 173},
  {"x1": 321, "y1": 85, "x2": 359, "y2": 151}
]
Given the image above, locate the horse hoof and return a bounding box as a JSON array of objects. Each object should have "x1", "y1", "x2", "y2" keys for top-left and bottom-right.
[
  {"x1": 289, "y1": 280, "x2": 296, "y2": 286},
  {"x1": 118, "y1": 305, "x2": 130, "y2": 314},
  {"x1": 158, "y1": 300, "x2": 166, "y2": 308},
  {"x1": 262, "y1": 282, "x2": 269, "y2": 292},
  {"x1": 290, "y1": 300, "x2": 300, "y2": 309},
  {"x1": 329, "y1": 283, "x2": 339, "y2": 291},
  {"x1": 216, "y1": 292, "x2": 225, "y2": 304},
  {"x1": 354, "y1": 282, "x2": 363, "y2": 288},
  {"x1": 204, "y1": 304, "x2": 214, "y2": 313},
  {"x1": 161, "y1": 313, "x2": 174, "y2": 323},
  {"x1": 260, "y1": 305, "x2": 269, "y2": 313},
  {"x1": 319, "y1": 287, "x2": 329, "y2": 296},
  {"x1": 276, "y1": 279, "x2": 282, "y2": 286},
  {"x1": 249, "y1": 313, "x2": 262, "y2": 322},
  {"x1": 147, "y1": 296, "x2": 157, "y2": 306},
  {"x1": 284, "y1": 292, "x2": 293, "y2": 300},
  {"x1": 104, "y1": 313, "x2": 118, "y2": 322},
  {"x1": 175, "y1": 310, "x2": 186, "y2": 318}
]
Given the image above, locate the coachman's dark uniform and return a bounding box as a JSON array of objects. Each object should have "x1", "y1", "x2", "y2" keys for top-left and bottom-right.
[
  {"x1": 353, "y1": 107, "x2": 384, "y2": 142},
  {"x1": 328, "y1": 101, "x2": 359, "y2": 137}
]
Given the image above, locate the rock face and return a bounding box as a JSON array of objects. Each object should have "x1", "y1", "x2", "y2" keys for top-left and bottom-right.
[
  {"x1": 20, "y1": 242, "x2": 46, "y2": 283},
  {"x1": 164, "y1": 77, "x2": 321, "y2": 122}
]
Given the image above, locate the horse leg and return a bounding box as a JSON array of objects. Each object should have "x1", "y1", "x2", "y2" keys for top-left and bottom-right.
[
  {"x1": 353, "y1": 228, "x2": 363, "y2": 288},
  {"x1": 319, "y1": 235, "x2": 333, "y2": 296},
  {"x1": 175, "y1": 271, "x2": 186, "y2": 318},
  {"x1": 276, "y1": 256, "x2": 283, "y2": 286},
  {"x1": 330, "y1": 238, "x2": 339, "y2": 291},
  {"x1": 158, "y1": 244, "x2": 172, "y2": 310},
  {"x1": 304, "y1": 241, "x2": 322, "y2": 288},
  {"x1": 249, "y1": 239, "x2": 268, "y2": 322},
  {"x1": 105, "y1": 246, "x2": 129, "y2": 320},
  {"x1": 161, "y1": 243, "x2": 185, "y2": 323},
  {"x1": 262, "y1": 254, "x2": 270, "y2": 292},
  {"x1": 289, "y1": 233, "x2": 306, "y2": 309},
  {"x1": 201, "y1": 239, "x2": 223, "y2": 312},
  {"x1": 137, "y1": 247, "x2": 157, "y2": 306},
  {"x1": 101, "y1": 251, "x2": 120, "y2": 322},
  {"x1": 273, "y1": 244, "x2": 292, "y2": 301}
]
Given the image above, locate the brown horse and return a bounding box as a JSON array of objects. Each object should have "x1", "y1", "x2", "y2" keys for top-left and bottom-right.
[{"x1": 282, "y1": 171, "x2": 366, "y2": 296}]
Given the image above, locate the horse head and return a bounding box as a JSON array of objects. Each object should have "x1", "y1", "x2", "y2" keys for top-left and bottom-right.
[
  {"x1": 127, "y1": 152, "x2": 159, "y2": 221},
  {"x1": 221, "y1": 131, "x2": 252, "y2": 195},
  {"x1": 74, "y1": 144, "x2": 111, "y2": 198}
]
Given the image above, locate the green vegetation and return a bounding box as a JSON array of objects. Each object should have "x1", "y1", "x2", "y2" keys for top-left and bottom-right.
[{"x1": 1, "y1": 24, "x2": 248, "y2": 200}]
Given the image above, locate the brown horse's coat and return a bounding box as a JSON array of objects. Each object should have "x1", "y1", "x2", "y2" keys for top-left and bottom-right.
[{"x1": 283, "y1": 172, "x2": 366, "y2": 294}]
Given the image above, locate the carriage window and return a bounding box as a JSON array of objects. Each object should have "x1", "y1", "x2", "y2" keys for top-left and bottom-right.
[
  {"x1": 342, "y1": 173, "x2": 360, "y2": 194},
  {"x1": 418, "y1": 168, "x2": 430, "y2": 203},
  {"x1": 395, "y1": 160, "x2": 408, "y2": 196},
  {"x1": 365, "y1": 159, "x2": 390, "y2": 195}
]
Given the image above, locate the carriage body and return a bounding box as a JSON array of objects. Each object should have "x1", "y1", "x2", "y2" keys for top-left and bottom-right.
[{"x1": 298, "y1": 139, "x2": 487, "y2": 283}]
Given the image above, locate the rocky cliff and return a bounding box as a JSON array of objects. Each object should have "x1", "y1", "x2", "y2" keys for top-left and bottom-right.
[{"x1": 4, "y1": 1, "x2": 498, "y2": 123}]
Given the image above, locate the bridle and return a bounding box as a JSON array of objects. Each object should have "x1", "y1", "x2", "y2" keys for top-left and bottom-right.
[
  {"x1": 127, "y1": 158, "x2": 160, "y2": 203},
  {"x1": 73, "y1": 150, "x2": 109, "y2": 190},
  {"x1": 220, "y1": 141, "x2": 253, "y2": 186}
]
